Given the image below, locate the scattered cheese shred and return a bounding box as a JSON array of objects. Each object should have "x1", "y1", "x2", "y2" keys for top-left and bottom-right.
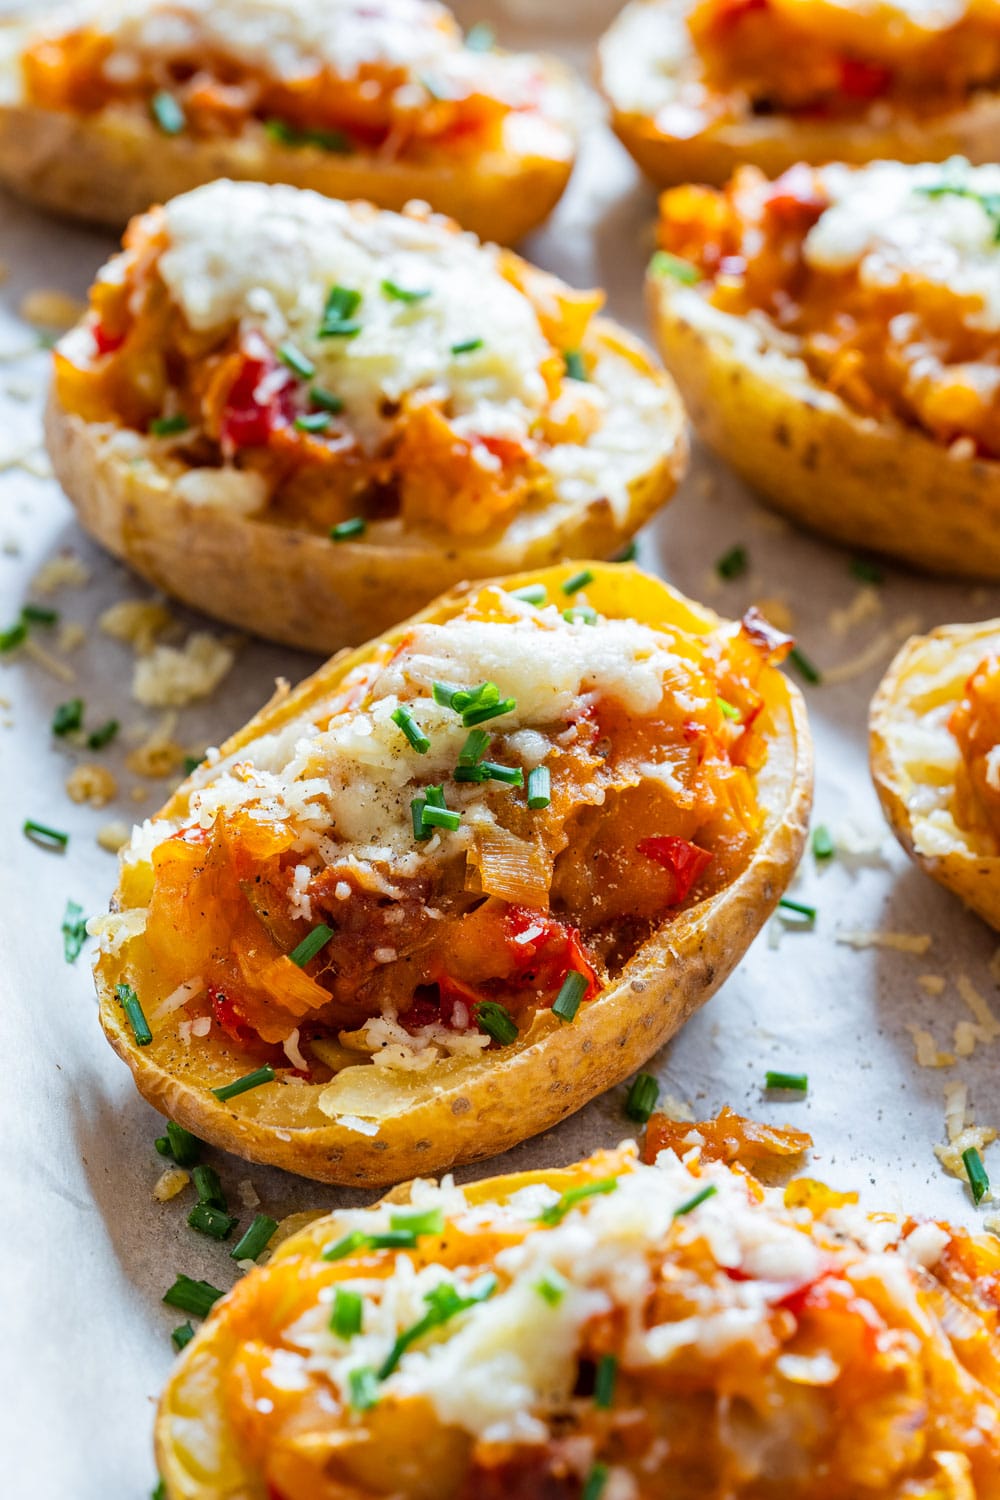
[
  {"x1": 152, "y1": 1168, "x2": 190, "y2": 1203},
  {"x1": 828, "y1": 585, "x2": 882, "y2": 638},
  {"x1": 96, "y1": 819, "x2": 131, "y2": 853},
  {"x1": 31, "y1": 553, "x2": 91, "y2": 594},
  {"x1": 904, "y1": 1024, "x2": 955, "y2": 1069},
  {"x1": 21, "y1": 637, "x2": 76, "y2": 683},
  {"x1": 99, "y1": 598, "x2": 173, "y2": 654},
  {"x1": 836, "y1": 929, "x2": 932, "y2": 955},
  {"x1": 132, "y1": 632, "x2": 236, "y2": 708},
  {"x1": 753, "y1": 597, "x2": 794, "y2": 634},
  {"x1": 821, "y1": 613, "x2": 921, "y2": 686},
  {"x1": 957, "y1": 972, "x2": 1000, "y2": 1043},
  {"x1": 18, "y1": 288, "x2": 86, "y2": 330},
  {"x1": 917, "y1": 974, "x2": 947, "y2": 997},
  {"x1": 65, "y1": 764, "x2": 118, "y2": 808}
]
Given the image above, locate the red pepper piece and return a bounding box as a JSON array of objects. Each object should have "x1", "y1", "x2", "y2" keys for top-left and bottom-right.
[{"x1": 636, "y1": 836, "x2": 712, "y2": 904}]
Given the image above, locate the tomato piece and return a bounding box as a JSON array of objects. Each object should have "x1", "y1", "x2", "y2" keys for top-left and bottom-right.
[
  {"x1": 762, "y1": 165, "x2": 828, "y2": 225},
  {"x1": 92, "y1": 320, "x2": 125, "y2": 356},
  {"x1": 503, "y1": 906, "x2": 600, "y2": 1001},
  {"x1": 635, "y1": 836, "x2": 712, "y2": 905},
  {"x1": 838, "y1": 55, "x2": 892, "y2": 100},
  {"x1": 208, "y1": 984, "x2": 273, "y2": 1055},
  {"x1": 219, "y1": 335, "x2": 292, "y2": 452}
]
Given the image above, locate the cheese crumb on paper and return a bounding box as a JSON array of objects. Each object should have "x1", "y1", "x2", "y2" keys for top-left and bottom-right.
[
  {"x1": 32, "y1": 553, "x2": 91, "y2": 594},
  {"x1": 836, "y1": 929, "x2": 932, "y2": 955},
  {"x1": 905, "y1": 1025, "x2": 954, "y2": 1069},
  {"x1": 132, "y1": 632, "x2": 236, "y2": 708},
  {"x1": 65, "y1": 764, "x2": 118, "y2": 809}
]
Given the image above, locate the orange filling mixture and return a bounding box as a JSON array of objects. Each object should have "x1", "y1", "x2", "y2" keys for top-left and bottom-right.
[
  {"x1": 950, "y1": 652, "x2": 1000, "y2": 843},
  {"x1": 657, "y1": 164, "x2": 1000, "y2": 458},
  {"x1": 685, "y1": 0, "x2": 1000, "y2": 122},
  {"x1": 138, "y1": 596, "x2": 784, "y2": 1072},
  {"x1": 54, "y1": 208, "x2": 604, "y2": 538}
]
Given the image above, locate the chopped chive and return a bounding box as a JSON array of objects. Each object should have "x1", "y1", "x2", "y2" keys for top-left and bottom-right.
[
  {"x1": 155, "y1": 1135, "x2": 172, "y2": 1158},
  {"x1": 527, "y1": 766, "x2": 551, "y2": 810},
  {"x1": 462, "y1": 695, "x2": 516, "y2": 728},
  {"x1": 594, "y1": 1353, "x2": 617, "y2": 1408},
  {"x1": 51, "y1": 697, "x2": 83, "y2": 736},
  {"x1": 152, "y1": 1481, "x2": 166, "y2": 1500},
  {"x1": 319, "y1": 284, "x2": 362, "y2": 338},
  {"x1": 563, "y1": 606, "x2": 598, "y2": 626},
  {"x1": 563, "y1": 349, "x2": 588, "y2": 382},
  {"x1": 310, "y1": 385, "x2": 344, "y2": 413},
  {"x1": 455, "y1": 760, "x2": 523, "y2": 786},
  {"x1": 288, "y1": 923, "x2": 334, "y2": 968},
  {"x1": 368, "y1": 1229, "x2": 420, "y2": 1250},
  {"x1": 850, "y1": 557, "x2": 884, "y2": 585},
  {"x1": 264, "y1": 118, "x2": 352, "y2": 152},
  {"x1": 330, "y1": 516, "x2": 366, "y2": 541},
  {"x1": 61, "y1": 899, "x2": 88, "y2": 963},
  {"x1": 963, "y1": 1146, "x2": 990, "y2": 1205},
  {"x1": 673, "y1": 1184, "x2": 717, "y2": 1217},
  {"x1": 562, "y1": 568, "x2": 595, "y2": 595},
  {"x1": 432, "y1": 681, "x2": 462, "y2": 709},
  {"x1": 0, "y1": 620, "x2": 27, "y2": 652},
  {"x1": 788, "y1": 645, "x2": 822, "y2": 685},
  {"x1": 149, "y1": 413, "x2": 189, "y2": 437},
  {"x1": 390, "y1": 1206, "x2": 444, "y2": 1236},
  {"x1": 509, "y1": 583, "x2": 547, "y2": 605},
  {"x1": 381, "y1": 279, "x2": 431, "y2": 304},
  {"x1": 465, "y1": 19, "x2": 495, "y2": 49},
  {"x1": 582, "y1": 1465, "x2": 609, "y2": 1500},
  {"x1": 348, "y1": 1366, "x2": 380, "y2": 1410},
  {"x1": 450, "y1": 337, "x2": 483, "y2": 355},
  {"x1": 116, "y1": 982, "x2": 152, "y2": 1046},
  {"x1": 87, "y1": 718, "x2": 119, "y2": 750},
  {"x1": 150, "y1": 90, "x2": 185, "y2": 134},
  {"x1": 538, "y1": 1177, "x2": 618, "y2": 1227},
  {"x1": 625, "y1": 1072, "x2": 659, "y2": 1124},
  {"x1": 811, "y1": 824, "x2": 835, "y2": 860},
  {"x1": 162, "y1": 1275, "x2": 223, "y2": 1318},
  {"x1": 613, "y1": 539, "x2": 638, "y2": 563},
  {"x1": 323, "y1": 1229, "x2": 369, "y2": 1262},
  {"x1": 20, "y1": 603, "x2": 58, "y2": 625},
  {"x1": 437, "y1": 680, "x2": 498, "y2": 714},
  {"x1": 553, "y1": 970, "x2": 588, "y2": 1022},
  {"x1": 649, "y1": 249, "x2": 700, "y2": 283},
  {"x1": 391, "y1": 705, "x2": 431, "y2": 754},
  {"x1": 765, "y1": 1070, "x2": 809, "y2": 1093},
  {"x1": 535, "y1": 1270, "x2": 568, "y2": 1305},
  {"x1": 716, "y1": 544, "x2": 748, "y2": 580},
  {"x1": 778, "y1": 898, "x2": 816, "y2": 923},
  {"x1": 294, "y1": 411, "x2": 331, "y2": 433},
  {"x1": 187, "y1": 1202, "x2": 237, "y2": 1240},
  {"x1": 171, "y1": 1322, "x2": 195, "y2": 1351},
  {"x1": 331, "y1": 1287, "x2": 364, "y2": 1338},
  {"x1": 182, "y1": 755, "x2": 202, "y2": 776},
  {"x1": 458, "y1": 728, "x2": 490, "y2": 765},
  {"x1": 474, "y1": 1000, "x2": 518, "y2": 1046},
  {"x1": 716, "y1": 696, "x2": 740, "y2": 721},
  {"x1": 421, "y1": 803, "x2": 461, "y2": 832},
  {"x1": 278, "y1": 342, "x2": 316, "y2": 380},
  {"x1": 23, "y1": 819, "x2": 69, "y2": 851},
  {"x1": 378, "y1": 1275, "x2": 497, "y2": 1377},
  {"x1": 165, "y1": 1120, "x2": 200, "y2": 1168},
  {"x1": 411, "y1": 795, "x2": 430, "y2": 841},
  {"x1": 192, "y1": 1164, "x2": 227, "y2": 1210},
  {"x1": 211, "y1": 1065, "x2": 276, "y2": 1102},
  {"x1": 424, "y1": 784, "x2": 444, "y2": 809},
  {"x1": 231, "y1": 1213, "x2": 278, "y2": 1262}
]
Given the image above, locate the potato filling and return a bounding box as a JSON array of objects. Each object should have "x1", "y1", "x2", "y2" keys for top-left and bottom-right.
[
  {"x1": 657, "y1": 159, "x2": 1000, "y2": 458},
  {"x1": 173, "y1": 1119, "x2": 1000, "y2": 1500},
  {"x1": 20, "y1": 0, "x2": 561, "y2": 160},
  {"x1": 117, "y1": 584, "x2": 785, "y2": 1075},
  {"x1": 950, "y1": 652, "x2": 1000, "y2": 844},
  {"x1": 54, "y1": 181, "x2": 614, "y2": 536}
]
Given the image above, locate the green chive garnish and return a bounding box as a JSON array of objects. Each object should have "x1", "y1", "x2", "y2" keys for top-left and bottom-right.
[
  {"x1": 348, "y1": 1366, "x2": 380, "y2": 1410},
  {"x1": 278, "y1": 342, "x2": 316, "y2": 380},
  {"x1": 263, "y1": 118, "x2": 351, "y2": 153},
  {"x1": 171, "y1": 1322, "x2": 195, "y2": 1351},
  {"x1": 381, "y1": 279, "x2": 431, "y2": 304},
  {"x1": 319, "y1": 285, "x2": 362, "y2": 338},
  {"x1": 378, "y1": 1276, "x2": 496, "y2": 1378},
  {"x1": 812, "y1": 824, "x2": 834, "y2": 860},
  {"x1": 778, "y1": 898, "x2": 816, "y2": 922},
  {"x1": 716, "y1": 696, "x2": 740, "y2": 721},
  {"x1": 322, "y1": 1229, "x2": 369, "y2": 1262},
  {"x1": 390, "y1": 1206, "x2": 444, "y2": 1236},
  {"x1": 150, "y1": 90, "x2": 185, "y2": 134},
  {"x1": 625, "y1": 1072, "x2": 659, "y2": 1124},
  {"x1": 149, "y1": 413, "x2": 190, "y2": 437},
  {"x1": 368, "y1": 1230, "x2": 420, "y2": 1250},
  {"x1": 673, "y1": 1184, "x2": 717, "y2": 1217},
  {"x1": 311, "y1": 385, "x2": 344, "y2": 413},
  {"x1": 850, "y1": 557, "x2": 883, "y2": 585},
  {"x1": 332, "y1": 1287, "x2": 364, "y2": 1338},
  {"x1": 162, "y1": 1275, "x2": 223, "y2": 1318},
  {"x1": 330, "y1": 517, "x2": 366, "y2": 541},
  {"x1": 164, "y1": 1120, "x2": 200, "y2": 1168},
  {"x1": 51, "y1": 697, "x2": 83, "y2": 736},
  {"x1": 191, "y1": 1163, "x2": 226, "y2": 1210},
  {"x1": 391, "y1": 705, "x2": 431, "y2": 754},
  {"x1": 538, "y1": 1177, "x2": 618, "y2": 1227},
  {"x1": 450, "y1": 337, "x2": 483, "y2": 355},
  {"x1": 594, "y1": 1353, "x2": 617, "y2": 1408},
  {"x1": 0, "y1": 620, "x2": 27, "y2": 652},
  {"x1": 563, "y1": 606, "x2": 598, "y2": 626},
  {"x1": 614, "y1": 540, "x2": 638, "y2": 563},
  {"x1": 716, "y1": 544, "x2": 748, "y2": 580},
  {"x1": 765, "y1": 1070, "x2": 809, "y2": 1092},
  {"x1": 182, "y1": 755, "x2": 202, "y2": 776},
  {"x1": 553, "y1": 970, "x2": 588, "y2": 1022},
  {"x1": 288, "y1": 923, "x2": 334, "y2": 968},
  {"x1": 411, "y1": 795, "x2": 430, "y2": 841},
  {"x1": 462, "y1": 695, "x2": 516, "y2": 728},
  {"x1": 562, "y1": 568, "x2": 594, "y2": 595},
  {"x1": 465, "y1": 20, "x2": 495, "y2": 49},
  {"x1": 582, "y1": 1465, "x2": 609, "y2": 1500},
  {"x1": 61, "y1": 899, "x2": 88, "y2": 963},
  {"x1": 788, "y1": 645, "x2": 822, "y2": 685},
  {"x1": 509, "y1": 584, "x2": 547, "y2": 605},
  {"x1": 187, "y1": 1202, "x2": 237, "y2": 1241},
  {"x1": 649, "y1": 250, "x2": 700, "y2": 283},
  {"x1": 231, "y1": 1214, "x2": 278, "y2": 1262},
  {"x1": 117, "y1": 982, "x2": 152, "y2": 1046},
  {"x1": 563, "y1": 349, "x2": 588, "y2": 382},
  {"x1": 527, "y1": 766, "x2": 551, "y2": 809},
  {"x1": 23, "y1": 819, "x2": 68, "y2": 850},
  {"x1": 295, "y1": 411, "x2": 331, "y2": 433},
  {"x1": 21, "y1": 603, "x2": 58, "y2": 625},
  {"x1": 152, "y1": 1480, "x2": 166, "y2": 1500},
  {"x1": 421, "y1": 803, "x2": 461, "y2": 831},
  {"x1": 963, "y1": 1146, "x2": 990, "y2": 1205},
  {"x1": 87, "y1": 718, "x2": 119, "y2": 750},
  {"x1": 475, "y1": 1001, "x2": 518, "y2": 1046},
  {"x1": 535, "y1": 1271, "x2": 568, "y2": 1305},
  {"x1": 211, "y1": 1065, "x2": 276, "y2": 1102},
  {"x1": 458, "y1": 728, "x2": 489, "y2": 765},
  {"x1": 454, "y1": 760, "x2": 524, "y2": 786}
]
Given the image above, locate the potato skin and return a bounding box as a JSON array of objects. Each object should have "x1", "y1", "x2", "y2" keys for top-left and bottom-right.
[
  {"x1": 870, "y1": 620, "x2": 1000, "y2": 930},
  {"x1": 647, "y1": 274, "x2": 1000, "y2": 578},
  {"x1": 597, "y1": 0, "x2": 1000, "y2": 187},
  {"x1": 94, "y1": 562, "x2": 812, "y2": 1187},
  {"x1": 45, "y1": 319, "x2": 688, "y2": 654}
]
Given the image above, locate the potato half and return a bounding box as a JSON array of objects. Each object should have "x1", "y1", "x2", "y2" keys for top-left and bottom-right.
[
  {"x1": 647, "y1": 273, "x2": 1000, "y2": 578},
  {"x1": 597, "y1": 0, "x2": 1000, "y2": 187},
  {"x1": 94, "y1": 563, "x2": 812, "y2": 1187},
  {"x1": 870, "y1": 619, "x2": 1000, "y2": 929}
]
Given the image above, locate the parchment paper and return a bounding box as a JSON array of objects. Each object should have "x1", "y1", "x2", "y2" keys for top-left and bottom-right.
[{"x1": 2, "y1": 3, "x2": 1000, "y2": 1493}]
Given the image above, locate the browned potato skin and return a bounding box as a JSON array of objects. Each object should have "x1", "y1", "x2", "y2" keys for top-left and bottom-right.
[
  {"x1": 45, "y1": 319, "x2": 688, "y2": 653},
  {"x1": 596, "y1": 0, "x2": 1000, "y2": 187},
  {"x1": 647, "y1": 273, "x2": 1000, "y2": 578},
  {"x1": 870, "y1": 620, "x2": 1000, "y2": 930},
  {"x1": 0, "y1": 32, "x2": 576, "y2": 243},
  {"x1": 95, "y1": 563, "x2": 812, "y2": 1187}
]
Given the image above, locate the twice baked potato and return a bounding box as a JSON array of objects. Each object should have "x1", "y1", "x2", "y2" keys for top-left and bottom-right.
[
  {"x1": 871, "y1": 618, "x2": 1000, "y2": 929},
  {"x1": 47, "y1": 179, "x2": 688, "y2": 654},
  {"x1": 155, "y1": 1111, "x2": 1000, "y2": 1499},
  {"x1": 0, "y1": 0, "x2": 577, "y2": 243},
  {"x1": 648, "y1": 158, "x2": 1000, "y2": 576},
  {"x1": 92, "y1": 562, "x2": 812, "y2": 1186},
  {"x1": 598, "y1": 0, "x2": 1000, "y2": 188}
]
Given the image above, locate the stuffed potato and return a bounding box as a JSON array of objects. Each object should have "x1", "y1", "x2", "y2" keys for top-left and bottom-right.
[
  {"x1": 871, "y1": 618, "x2": 1000, "y2": 929},
  {"x1": 46, "y1": 180, "x2": 687, "y2": 653},
  {"x1": 598, "y1": 0, "x2": 1000, "y2": 188},
  {"x1": 155, "y1": 1110, "x2": 1000, "y2": 1499},
  {"x1": 648, "y1": 157, "x2": 1000, "y2": 576},
  {"x1": 92, "y1": 562, "x2": 812, "y2": 1185},
  {"x1": 0, "y1": 0, "x2": 577, "y2": 242}
]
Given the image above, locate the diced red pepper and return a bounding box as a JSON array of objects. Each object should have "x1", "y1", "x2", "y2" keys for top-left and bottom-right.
[
  {"x1": 709, "y1": 0, "x2": 769, "y2": 30},
  {"x1": 219, "y1": 334, "x2": 293, "y2": 452},
  {"x1": 837, "y1": 55, "x2": 892, "y2": 100},
  {"x1": 762, "y1": 165, "x2": 828, "y2": 226},
  {"x1": 503, "y1": 906, "x2": 600, "y2": 1001},
  {"x1": 209, "y1": 984, "x2": 264, "y2": 1050},
  {"x1": 636, "y1": 836, "x2": 712, "y2": 905},
  {"x1": 91, "y1": 320, "x2": 125, "y2": 356}
]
